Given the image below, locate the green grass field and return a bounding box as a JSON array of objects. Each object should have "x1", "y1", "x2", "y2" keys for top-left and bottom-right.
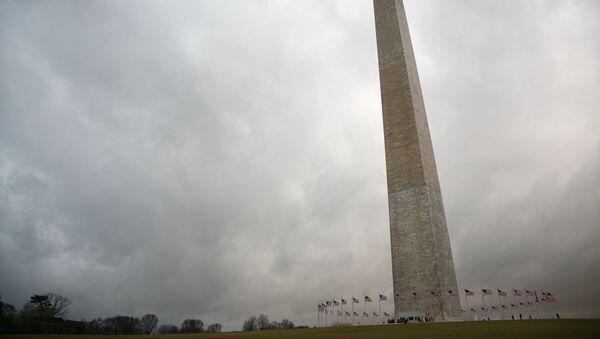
[{"x1": 3, "y1": 320, "x2": 599, "y2": 339}]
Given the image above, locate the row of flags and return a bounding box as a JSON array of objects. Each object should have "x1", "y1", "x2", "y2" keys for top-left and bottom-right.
[
  {"x1": 466, "y1": 300, "x2": 553, "y2": 312},
  {"x1": 318, "y1": 294, "x2": 388, "y2": 310},
  {"x1": 320, "y1": 310, "x2": 392, "y2": 317},
  {"x1": 318, "y1": 290, "x2": 557, "y2": 311},
  {"x1": 464, "y1": 289, "x2": 557, "y2": 302}
]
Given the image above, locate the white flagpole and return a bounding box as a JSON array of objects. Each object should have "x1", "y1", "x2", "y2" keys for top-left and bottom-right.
[
  {"x1": 378, "y1": 298, "x2": 381, "y2": 325},
  {"x1": 352, "y1": 301, "x2": 355, "y2": 325},
  {"x1": 482, "y1": 290, "x2": 485, "y2": 319}
]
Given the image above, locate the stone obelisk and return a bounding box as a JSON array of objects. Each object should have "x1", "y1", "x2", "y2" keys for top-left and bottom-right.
[{"x1": 373, "y1": 0, "x2": 461, "y2": 320}]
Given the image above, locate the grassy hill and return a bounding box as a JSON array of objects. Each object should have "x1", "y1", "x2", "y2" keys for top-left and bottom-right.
[{"x1": 3, "y1": 319, "x2": 599, "y2": 339}]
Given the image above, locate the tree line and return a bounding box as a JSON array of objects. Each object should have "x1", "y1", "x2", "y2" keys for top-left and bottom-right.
[
  {"x1": 242, "y1": 313, "x2": 297, "y2": 331},
  {"x1": 0, "y1": 293, "x2": 221, "y2": 335}
]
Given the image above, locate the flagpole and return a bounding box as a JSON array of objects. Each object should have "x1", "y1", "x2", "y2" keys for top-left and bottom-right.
[
  {"x1": 465, "y1": 292, "x2": 469, "y2": 316},
  {"x1": 481, "y1": 289, "x2": 486, "y2": 320},
  {"x1": 378, "y1": 298, "x2": 381, "y2": 325},
  {"x1": 352, "y1": 301, "x2": 355, "y2": 325},
  {"x1": 363, "y1": 300, "x2": 366, "y2": 325},
  {"x1": 497, "y1": 289, "x2": 501, "y2": 320}
]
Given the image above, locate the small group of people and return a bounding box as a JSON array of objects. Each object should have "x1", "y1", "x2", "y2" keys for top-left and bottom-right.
[{"x1": 387, "y1": 316, "x2": 435, "y2": 324}]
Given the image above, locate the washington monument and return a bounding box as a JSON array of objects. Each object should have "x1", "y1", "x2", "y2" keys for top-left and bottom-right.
[{"x1": 373, "y1": 0, "x2": 462, "y2": 320}]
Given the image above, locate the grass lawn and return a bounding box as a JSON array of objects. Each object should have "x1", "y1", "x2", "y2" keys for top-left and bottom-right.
[{"x1": 3, "y1": 319, "x2": 599, "y2": 339}]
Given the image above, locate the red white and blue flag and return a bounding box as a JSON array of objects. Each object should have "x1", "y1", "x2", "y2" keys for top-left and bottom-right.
[
  {"x1": 448, "y1": 289, "x2": 458, "y2": 296},
  {"x1": 333, "y1": 300, "x2": 340, "y2": 306},
  {"x1": 430, "y1": 291, "x2": 440, "y2": 297},
  {"x1": 363, "y1": 312, "x2": 369, "y2": 317},
  {"x1": 345, "y1": 311, "x2": 351, "y2": 316},
  {"x1": 513, "y1": 289, "x2": 523, "y2": 296},
  {"x1": 394, "y1": 292, "x2": 402, "y2": 299},
  {"x1": 482, "y1": 289, "x2": 493, "y2": 295},
  {"x1": 365, "y1": 295, "x2": 372, "y2": 302},
  {"x1": 542, "y1": 292, "x2": 557, "y2": 303},
  {"x1": 341, "y1": 298, "x2": 347, "y2": 305},
  {"x1": 353, "y1": 311, "x2": 359, "y2": 316},
  {"x1": 498, "y1": 289, "x2": 508, "y2": 297},
  {"x1": 525, "y1": 290, "x2": 535, "y2": 297},
  {"x1": 352, "y1": 297, "x2": 360, "y2": 304},
  {"x1": 412, "y1": 292, "x2": 422, "y2": 299},
  {"x1": 379, "y1": 293, "x2": 387, "y2": 301},
  {"x1": 383, "y1": 312, "x2": 390, "y2": 317},
  {"x1": 465, "y1": 289, "x2": 475, "y2": 296}
]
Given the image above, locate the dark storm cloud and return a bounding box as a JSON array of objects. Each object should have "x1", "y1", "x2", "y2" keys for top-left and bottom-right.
[{"x1": 0, "y1": 0, "x2": 598, "y2": 330}]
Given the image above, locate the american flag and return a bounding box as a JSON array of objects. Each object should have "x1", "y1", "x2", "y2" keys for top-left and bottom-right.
[
  {"x1": 542, "y1": 292, "x2": 557, "y2": 303},
  {"x1": 470, "y1": 308, "x2": 477, "y2": 312},
  {"x1": 365, "y1": 295, "x2": 372, "y2": 302},
  {"x1": 465, "y1": 289, "x2": 475, "y2": 296},
  {"x1": 513, "y1": 289, "x2": 523, "y2": 296},
  {"x1": 491, "y1": 306, "x2": 498, "y2": 310},
  {"x1": 373, "y1": 312, "x2": 378, "y2": 317},
  {"x1": 498, "y1": 289, "x2": 508, "y2": 297},
  {"x1": 353, "y1": 311, "x2": 359, "y2": 316},
  {"x1": 412, "y1": 291, "x2": 422, "y2": 299},
  {"x1": 394, "y1": 292, "x2": 402, "y2": 299},
  {"x1": 352, "y1": 297, "x2": 359, "y2": 304},
  {"x1": 363, "y1": 312, "x2": 369, "y2": 317},
  {"x1": 482, "y1": 288, "x2": 493, "y2": 295},
  {"x1": 345, "y1": 311, "x2": 351, "y2": 316},
  {"x1": 448, "y1": 289, "x2": 458, "y2": 296},
  {"x1": 430, "y1": 291, "x2": 440, "y2": 297},
  {"x1": 525, "y1": 289, "x2": 535, "y2": 297},
  {"x1": 383, "y1": 312, "x2": 390, "y2": 317},
  {"x1": 333, "y1": 300, "x2": 339, "y2": 306},
  {"x1": 379, "y1": 293, "x2": 387, "y2": 301},
  {"x1": 481, "y1": 307, "x2": 487, "y2": 311},
  {"x1": 519, "y1": 302, "x2": 524, "y2": 306},
  {"x1": 326, "y1": 301, "x2": 332, "y2": 306},
  {"x1": 502, "y1": 305, "x2": 508, "y2": 309},
  {"x1": 341, "y1": 298, "x2": 347, "y2": 305},
  {"x1": 511, "y1": 304, "x2": 517, "y2": 308}
]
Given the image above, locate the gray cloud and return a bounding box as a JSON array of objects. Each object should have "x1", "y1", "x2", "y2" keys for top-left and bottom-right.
[{"x1": 1, "y1": 0, "x2": 599, "y2": 330}]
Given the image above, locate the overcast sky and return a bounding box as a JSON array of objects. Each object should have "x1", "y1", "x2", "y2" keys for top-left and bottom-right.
[{"x1": 1, "y1": 0, "x2": 599, "y2": 330}]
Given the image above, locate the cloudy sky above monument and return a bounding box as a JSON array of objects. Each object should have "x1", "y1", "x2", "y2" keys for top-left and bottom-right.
[{"x1": 1, "y1": 0, "x2": 599, "y2": 330}]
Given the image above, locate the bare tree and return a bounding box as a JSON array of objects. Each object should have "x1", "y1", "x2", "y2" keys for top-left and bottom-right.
[
  {"x1": 257, "y1": 314, "x2": 271, "y2": 330},
  {"x1": 157, "y1": 324, "x2": 179, "y2": 334},
  {"x1": 180, "y1": 318, "x2": 203, "y2": 333},
  {"x1": 140, "y1": 314, "x2": 158, "y2": 334},
  {"x1": 45, "y1": 293, "x2": 71, "y2": 318},
  {"x1": 279, "y1": 319, "x2": 295, "y2": 329},
  {"x1": 22, "y1": 293, "x2": 71, "y2": 320},
  {"x1": 242, "y1": 315, "x2": 257, "y2": 331},
  {"x1": 206, "y1": 323, "x2": 222, "y2": 333}
]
